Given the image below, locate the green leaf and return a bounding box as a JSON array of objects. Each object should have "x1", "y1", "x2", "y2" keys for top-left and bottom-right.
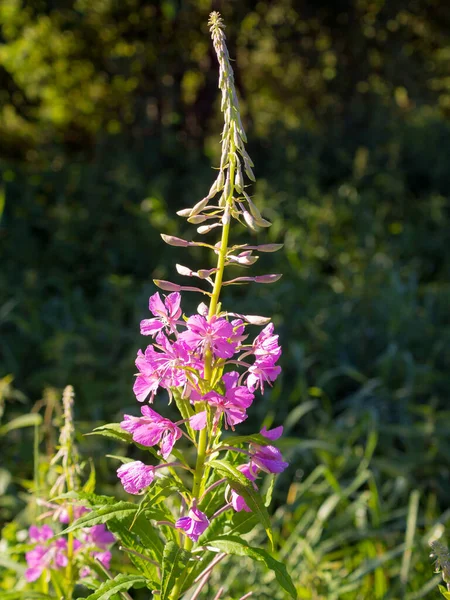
[
  {"x1": 84, "y1": 574, "x2": 148, "y2": 599},
  {"x1": 107, "y1": 517, "x2": 162, "y2": 577},
  {"x1": 208, "y1": 536, "x2": 297, "y2": 599},
  {"x1": 82, "y1": 460, "x2": 96, "y2": 493},
  {"x1": 173, "y1": 388, "x2": 195, "y2": 439},
  {"x1": 0, "y1": 413, "x2": 42, "y2": 436},
  {"x1": 209, "y1": 458, "x2": 274, "y2": 548},
  {"x1": 0, "y1": 594, "x2": 53, "y2": 600},
  {"x1": 63, "y1": 501, "x2": 139, "y2": 533},
  {"x1": 87, "y1": 423, "x2": 132, "y2": 444},
  {"x1": 217, "y1": 433, "x2": 269, "y2": 447},
  {"x1": 0, "y1": 553, "x2": 26, "y2": 574},
  {"x1": 160, "y1": 541, "x2": 193, "y2": 600}
]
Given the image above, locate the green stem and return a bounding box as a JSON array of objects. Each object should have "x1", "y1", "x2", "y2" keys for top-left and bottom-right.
[
  {"x1": 208, "y1": 141, "x2": 236, "y2": 319},
  {"x1": 169, "y1": 141, "x2": 236, "y2": 600}
]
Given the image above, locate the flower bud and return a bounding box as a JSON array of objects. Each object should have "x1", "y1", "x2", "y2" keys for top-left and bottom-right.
[
  {"x1": 153, "y1": 280, "x2": 182, "y2": 292},
  {"x1": 188, "y1": 214, "x2": 208, "y2": 224},
  {"x1": 176, "y1": 208, "x2": 192, "y2": 217},
  {"x1": 197, "y1": 222, "x2": 222, "y2": 235},
  {"x1": 254, "y1": 274, "x2": 282, "y2": 284},
  {"x1": 160, "y1": 234, "x2": 190, "y2": 247},
  {"x1": 190, "y1": 196, "x2": 210, "y2": 217},
  {"x1": 176, "y1": 264, "x2": 194, "y2": 277}
]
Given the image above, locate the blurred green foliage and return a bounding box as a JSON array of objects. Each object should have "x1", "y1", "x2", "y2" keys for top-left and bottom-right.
[{"x1": 1, "y1": 0, "x2": 450, "y2": 596}]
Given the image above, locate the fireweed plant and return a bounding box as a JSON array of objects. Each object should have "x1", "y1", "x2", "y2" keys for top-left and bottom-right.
[
  {"x1": 18, "y1": 386, "x2": 117, "y2": 599},
  {"x1": 19, "y1": 12, "x2": 296, "y2": 600}
]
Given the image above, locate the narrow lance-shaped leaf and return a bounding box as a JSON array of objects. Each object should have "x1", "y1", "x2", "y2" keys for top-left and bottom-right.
[
  {"x1": 207, "y1": 536, "x2": 297, "y2": 599},
  {"x1": 83, "y1": 574, "x2": 148, "y2": 600},
  {"x1": 160, "y1": 541, "x2": 194, "y2": 600},
  {"x1": 208, "y1": 458, "x2": 274, "y2": 549}
]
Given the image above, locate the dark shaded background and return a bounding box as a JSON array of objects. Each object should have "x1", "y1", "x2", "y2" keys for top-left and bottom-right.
[{"x1": 1, "y1": 1, "x2": 450, "y2": 595}]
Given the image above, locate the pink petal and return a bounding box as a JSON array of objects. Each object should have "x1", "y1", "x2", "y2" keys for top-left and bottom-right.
[
  {"x1": 189, "y1": 411, "x2": 207, "y2": 430},
  {"x1": 149, "y1": 292, "x2": 166, "y2": 316}
]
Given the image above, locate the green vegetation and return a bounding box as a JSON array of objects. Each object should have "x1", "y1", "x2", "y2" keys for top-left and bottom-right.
[{"x1": 1, "y1": 1, "x2": 450, "y2": 597}]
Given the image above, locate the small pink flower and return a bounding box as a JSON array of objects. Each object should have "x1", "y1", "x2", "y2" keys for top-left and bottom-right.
[
  {"x1": 84, "y1": 524, "x2": 116, "y2": 549},
  {"x1": 58, "y1": 505, "x2": 90, "y2": 524},
  {"x1": 175, "y1": 506, "x2": 209, "y2": 542},
  {"x1": 246, "y1": 357, "x2": 281, "y2": 392},
  {"x1": 252, "y1": 323, "x2": 282, "y2": 361},
  {"x1": 200, "y1": 371, "x2": 254, "y2": 429},
  {"x1": 117, "y1": 461, "x2": 155, "y2": 494},
  {"x1": 229, "y1": 463, "x2": 259, "y2": 512},
  {"x1": 25, "y1": 527, "x2": 68, "y2": 582},
  {"x1": 133, "y1": 333, "x2": 192, "y2": 402},
  {"x1": 261, "y1": 425, "x2": 283, "y2": 441},
  {"x1": 93, "y1": 550, "x2": 112, "y2": 570},
  {"x1": 140, "y1": 292, "x2": 182, "y2": 337},
  {"x1": 179, "y1": 315, "x2": 237, "y2": 359},
  {"x1": 121, "y1": 405, "x2": 182, "y2": 459},
  {"x1": 28, "y1": 525, "x2": 54, "y2": 543},
  {"x1": 230, "y1": 318, "x2": 247, "y2": 346},
  {"x1": 250, "y1": 444, "x2": 288, "y2": 474}
]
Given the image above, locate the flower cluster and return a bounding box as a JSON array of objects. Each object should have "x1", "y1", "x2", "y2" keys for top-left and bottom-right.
[
  {"x1": 117, "y1": 291, "x2": 287, "y2": 541},
  {"x1": 25, "y1": 517, "x2": 115, "y2": 582}
]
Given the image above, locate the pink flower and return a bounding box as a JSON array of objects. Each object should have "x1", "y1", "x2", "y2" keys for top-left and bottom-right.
[
  {"x1": 199, "y1": 371, "x2": 254, "y2": 429},
  {"x1": 230, "y1": 319, "x2": 247, "y2": 346},
  {"x1": 92, "y1": 550, "x2": 112, "y2": 569},
  {"x1": 246, "y1": 357, "x2": 281, "y2": 392},
  {"x1": 121, "y1": 406, "x2": 182, "y2": 459},
  {"x1": 58, "y1": 505, "x2": 90, "y2": 524},
  {"x1": 140, "y1": 292, "x2": 182, "y2": 337},
  {"x1": 117, "y1": 461, "x2": 155, "y2": 494},
  {"x1": 28, "y1": 524, "x2": 53, "y2": 543},
  {"x1": 133, "y1": 333, "x2": 192, "y2": 402},
  {"x1": 179, "y1": 315, "x2": 236, "y2": 359},
  {"x1": 252, "y1": 323, "x2": 282, "y2": 361},
  {"x1": 84, "y1": 524, "x2": 116, "y2": 549},
  {"x1": 261, "y1": 425, "x2": 283, "y2": 441},
  {"x1": 250, "y1": 444, "x2": 288, "y2": 474},
  {"x1": 175, "y1": 506, "x2": 209, "y2": 542},
  {"x1": 25, "y1": 527, "x2": 68, "y2": 582},
  {"x1": 229, "y1": 463, "x2": 259, "y2": 512}
]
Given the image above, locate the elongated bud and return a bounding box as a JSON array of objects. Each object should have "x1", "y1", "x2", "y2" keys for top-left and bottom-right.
[
  {"x1": 161, "y1": 234, "x2": 190, "y2": 247},
  {"x1": 176, "y1": 264, "x2": 194, "y2": 277},
  {"x1": 242, "y1": 209, "x2": 258, "y2": 231},
  {"x1": 197, "y1": 268, "x2": 217, "y2": 279},
  {"x1": 198, "y1": 223, "x2": 222, "y2": 234},
  {"x1": 216, "y1": 170, "x2": 225, "y2": 190},
  {"x1": 176, "y1": 208, "x2": 192, "y2": 217},
  {"x1": 190, "y1": 196, "x2": 210, "y2": 217},
  {"x1": 235, "y1": 163, "x2": 244, "y2": 193},
  {"x1": 254, "y1": 274, "x2": 282, "y2": 283},
  {"x1": 188, "y1": 214, "x2": 208, "y2": 224},
  {"x1": 222, "y1": 205, "x2": 230, "y2": 226},
  {"x1": 252, "y1": 243, "x2": 284, "y2": 252},
  {"x1": 226, "y1": 312, "x2": 272, "y2": 325},
  {"x1": 222, "y1": 274, "x2": 282, "y2": 286},
  {"x1": 153, "y1": 280, "x2": 182, "y2": 292}
]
